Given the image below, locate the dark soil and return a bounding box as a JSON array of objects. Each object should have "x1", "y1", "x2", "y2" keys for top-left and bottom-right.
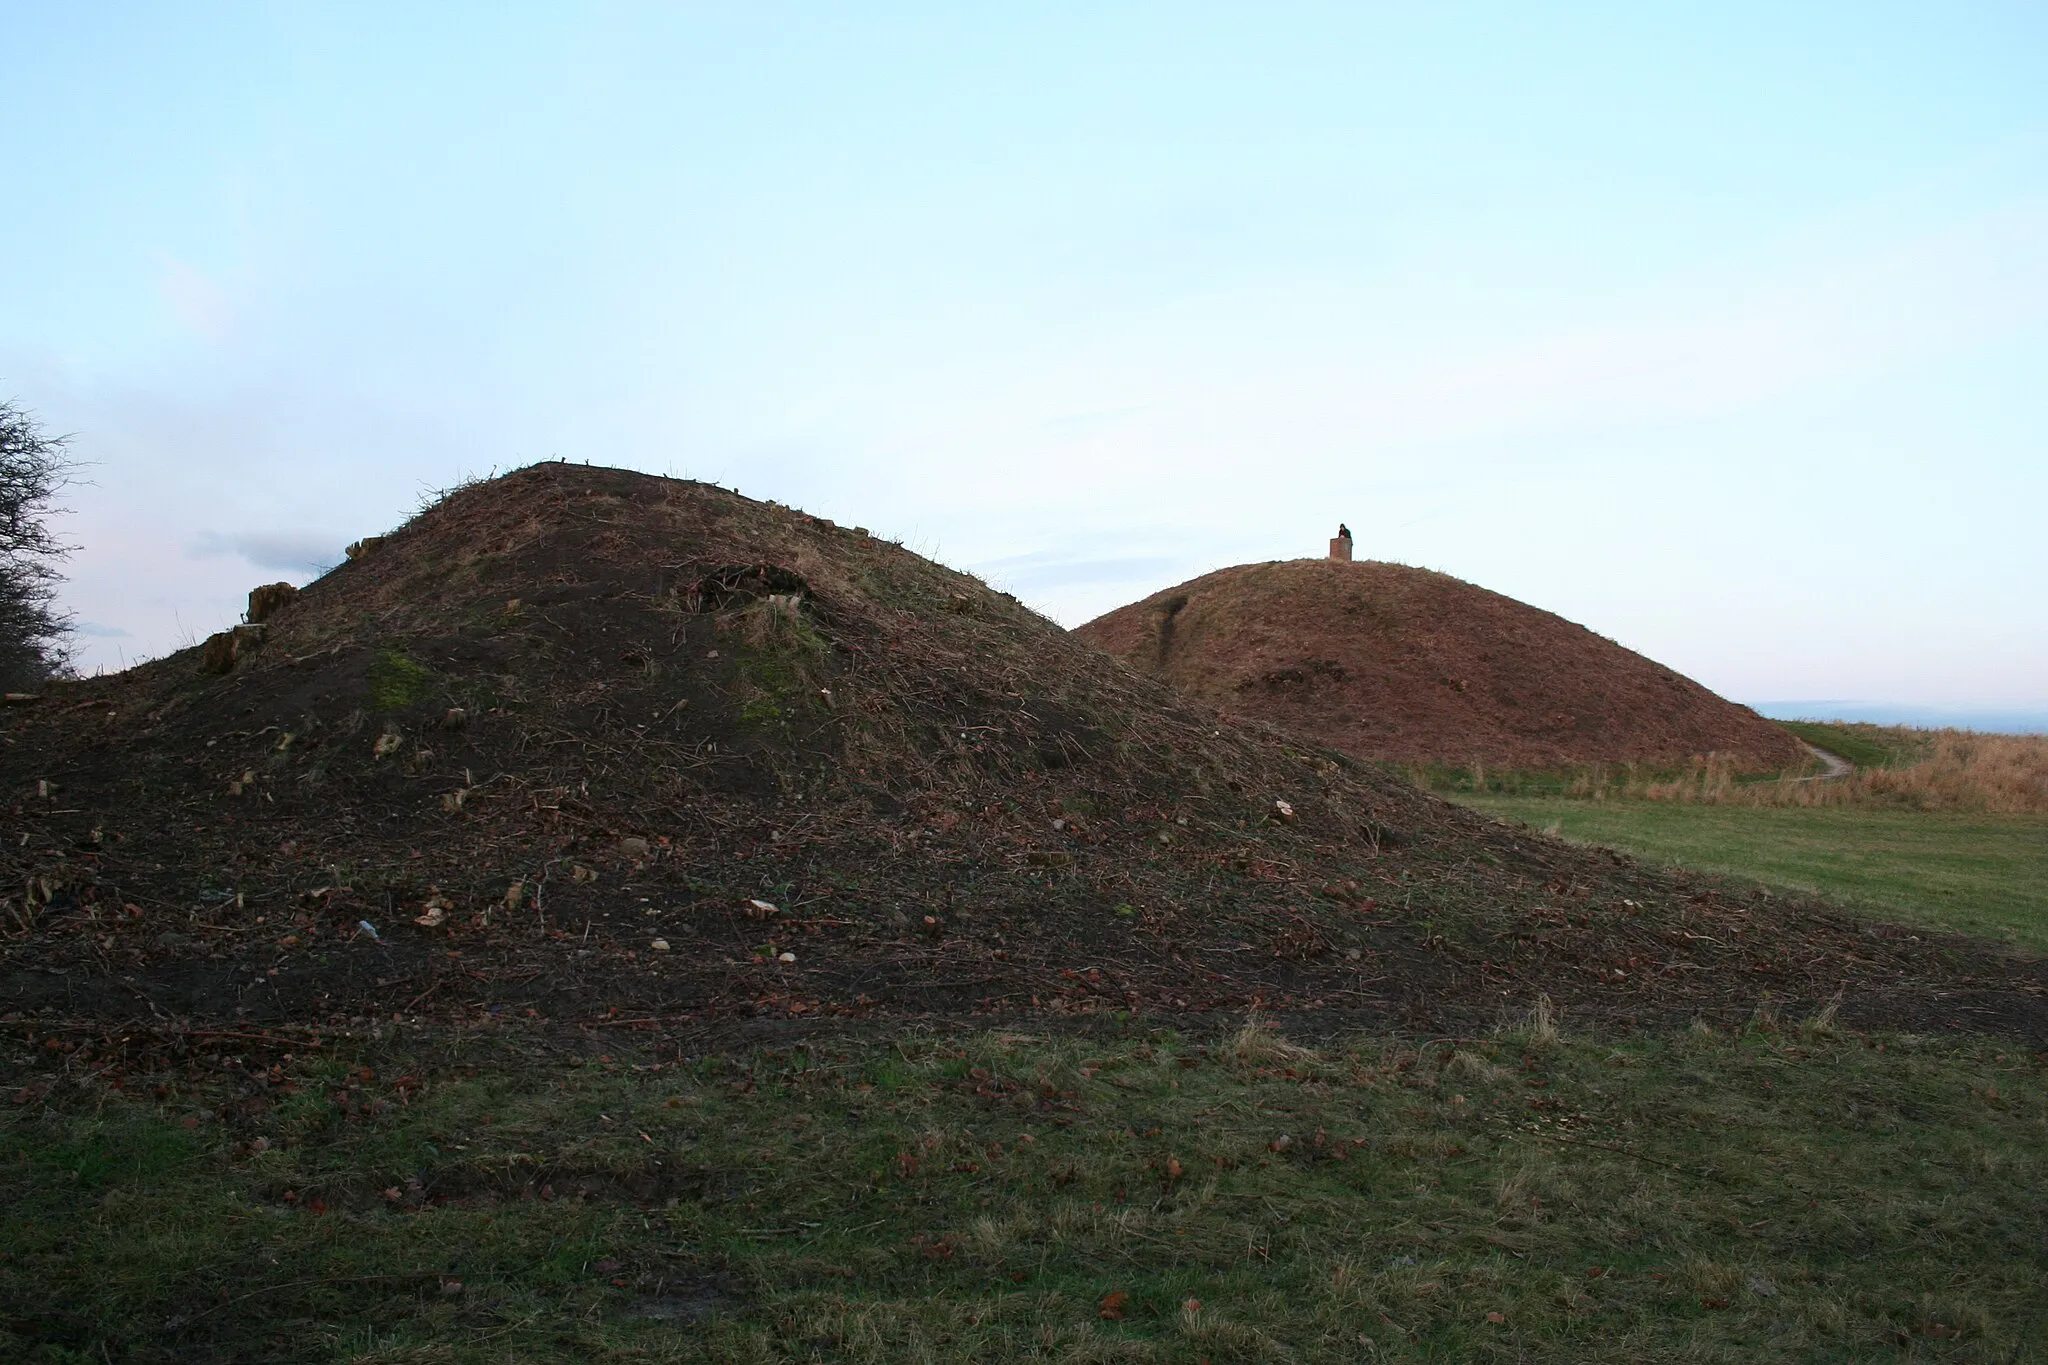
[
  {"x1": 2, "y1": 464, "x2": 2040, "y2": 1064},
  {"x1": 1073, "y1": 559, "x2": 1805, "y2": 771}
]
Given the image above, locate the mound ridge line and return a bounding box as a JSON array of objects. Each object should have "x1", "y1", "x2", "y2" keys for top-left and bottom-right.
[
  {"x1": 2, "y1": 464, "x2": 2040, "y2": 1046},
  {"x1": 1075, "y1": 558, "x2": 1803, "y2": 772}
]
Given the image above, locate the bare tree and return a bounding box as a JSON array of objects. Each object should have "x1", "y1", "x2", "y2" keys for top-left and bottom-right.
[{"x1": 0, "y1": 399, "x2": 75, "y2": 689}]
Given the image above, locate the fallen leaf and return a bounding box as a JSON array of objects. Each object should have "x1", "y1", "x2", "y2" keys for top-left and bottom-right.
[
  {"x1": 1099, "y1": 1291, "x2": 1129, "y2": 1320},
  {"x1": 1701, "y1": 1297, "x2": 1730, "y2": 1310},
  {"x1": 1486, "y1": 1311, "x2": 1505, "y2": 1324}
]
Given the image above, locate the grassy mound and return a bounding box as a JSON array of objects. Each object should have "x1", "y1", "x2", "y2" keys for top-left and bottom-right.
[{"x1": 1075, "y1": 559, "x2": 1803, "y2": 772}]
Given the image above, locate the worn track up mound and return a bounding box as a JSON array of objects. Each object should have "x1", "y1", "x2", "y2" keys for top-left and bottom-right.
[
  {"x1": 1075, "y1": 559, "x2": 1804, "y2": 771},
  {"x1": 2, "y1": 466, "x2": 2038, "y2": 1051}
]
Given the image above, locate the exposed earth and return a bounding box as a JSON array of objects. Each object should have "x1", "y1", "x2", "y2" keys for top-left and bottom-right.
[
  {"x1": 2, "y1": 465, "x2": 2039, "y2": 1065},
  {"x1": 1074, "y1": 558, "x2": 1805, "y2": 772}
]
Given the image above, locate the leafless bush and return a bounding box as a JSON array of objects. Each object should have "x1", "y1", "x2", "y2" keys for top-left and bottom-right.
[{"x1": 0, "y1": 399, "x2": 77, "y2": 689}]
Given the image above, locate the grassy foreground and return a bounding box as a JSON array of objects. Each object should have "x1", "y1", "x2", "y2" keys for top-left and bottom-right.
[
  {"x1": 5, "y1": 1020, "x2": 2046, "y2": 1362},
  {"x1": 1456, "y1": 796, "x2": 2048, "y2": 952}
]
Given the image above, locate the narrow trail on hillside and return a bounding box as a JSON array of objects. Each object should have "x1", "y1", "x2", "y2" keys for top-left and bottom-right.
[{"x1": 1793, "y1": 743, "x2": 1855, "y2": 782}]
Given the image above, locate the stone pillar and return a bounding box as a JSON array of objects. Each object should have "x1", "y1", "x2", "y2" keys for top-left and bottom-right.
[{"x1": 1328, "y1": 536, "x2": 1353, "y2": 562}]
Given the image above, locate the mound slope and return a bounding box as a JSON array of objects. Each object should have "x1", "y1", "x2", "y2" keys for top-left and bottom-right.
[
  {"x1": 1075, "y1": 559, "x2": 1803, "y2": 771},
  {"x1": 2, "y1": 466, "x2": 2037, "y2": 1049}
]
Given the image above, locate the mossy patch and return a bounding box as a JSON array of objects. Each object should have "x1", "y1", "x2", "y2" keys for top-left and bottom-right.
[
  {"x1": 367, "y1": 650, "x2": 434, "y2": 711},
  {"x1": 727, "y1": 597, "x2": 832, "y2": 735}
]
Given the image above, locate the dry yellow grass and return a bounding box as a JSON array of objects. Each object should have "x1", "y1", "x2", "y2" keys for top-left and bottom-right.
[{"x1": 1613, "y1": 731, "x2": 2048, "y2": 813}]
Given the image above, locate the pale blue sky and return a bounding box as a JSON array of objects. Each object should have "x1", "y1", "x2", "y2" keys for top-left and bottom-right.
[{"x1": 3, "y1": 3, "x2": 2045, "y2": 717}]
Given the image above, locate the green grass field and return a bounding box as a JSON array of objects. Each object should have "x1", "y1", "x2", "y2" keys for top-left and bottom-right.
[
  {"x1": 1455, "y1": 796, "x2": 2048, "y2": 952},
  {"x1": 5, "y1": 1022, "x2": 2045, "y2": 1362}
]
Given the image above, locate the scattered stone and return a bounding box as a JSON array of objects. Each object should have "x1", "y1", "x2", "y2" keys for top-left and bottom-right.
[{"x1": 617, "y1": 836, "x2": 651, "y2": 859}]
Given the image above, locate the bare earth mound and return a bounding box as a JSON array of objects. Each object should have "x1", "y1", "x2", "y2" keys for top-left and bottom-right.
[
  {"x1": 2, "y1": 466, "x2": 2037, "y2": 1057},
  {"x1": 1075, "y1": 559, "x2": 1804, "y2": 771}
]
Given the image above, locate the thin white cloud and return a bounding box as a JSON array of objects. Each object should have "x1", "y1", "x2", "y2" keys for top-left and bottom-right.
[{"x1": 190, "y1": 530, "x2": 341, "y2": 576}]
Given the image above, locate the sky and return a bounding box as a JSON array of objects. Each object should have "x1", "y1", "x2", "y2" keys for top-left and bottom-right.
[{"x1": 2, "y1": 3, "x2": 2045, "y2": 724}]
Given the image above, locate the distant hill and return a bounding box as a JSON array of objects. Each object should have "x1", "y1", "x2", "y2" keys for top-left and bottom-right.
[
  {"x1": 1075, "y1": 558, "x2": 1803, "y2": 771},
  {"x1": 1752, "y1": 701, "x2": 2048, "y2": 736}
]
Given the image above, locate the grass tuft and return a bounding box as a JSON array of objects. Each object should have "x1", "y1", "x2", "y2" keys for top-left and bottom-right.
[
  {"x1": 1222, "y1": 1013, "x2": 1317, "y2": 1068},
  {"x1": 1801, "y1": 993, "x2": 1844, "y2": 1038},
  {"x1": 1503, "y1": 994, "x2": 1561, "y2": 1048}
]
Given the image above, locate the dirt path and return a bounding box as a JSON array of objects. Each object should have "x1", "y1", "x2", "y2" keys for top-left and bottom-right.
[{"x1": 1794, "y1": 742, "x2": 1854, "y2": 782}]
